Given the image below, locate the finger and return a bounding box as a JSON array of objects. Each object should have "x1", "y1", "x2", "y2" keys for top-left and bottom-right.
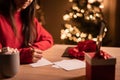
[
  {"x1": 34, "y1": 49, "x2": 42, "y2": 54},
  {"x1": 32, "y1": 57, "x2": 39, "y2": 63},
  {"x1": 33, "y1": 52, "x2": 42, "y2": 58}
]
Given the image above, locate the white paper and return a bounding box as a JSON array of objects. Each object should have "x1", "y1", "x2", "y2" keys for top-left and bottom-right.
[
  {"x1": 30, "y1": 58, "x2": 53, "y2": 67},
  {"x1": 53, "y1": 59, "x2": 85, "y2": 71},
  {"x1": 52, "y1": 65, "x2": 61, "y2": 68}
]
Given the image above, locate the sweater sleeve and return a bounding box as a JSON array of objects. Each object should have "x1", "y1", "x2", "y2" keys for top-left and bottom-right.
[
  {"x1": 18, "y1": 48, "x2": 33, "y2": 64},
  {"x1": 32, "y1": 18, "x2": 54, "y2": 50},
  {"x1": 0, "y1": 43, "x2": 2, "y2": 49}
]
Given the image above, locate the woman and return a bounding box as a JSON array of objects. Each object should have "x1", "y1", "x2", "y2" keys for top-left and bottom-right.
[{"x1": 0, "y1": 0, "x2": 53, "y2": 64}]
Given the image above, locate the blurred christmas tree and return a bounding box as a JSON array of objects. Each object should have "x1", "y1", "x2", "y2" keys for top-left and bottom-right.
[{"x1": 61, "y1": 0, "x2": 107, "y2": 44}]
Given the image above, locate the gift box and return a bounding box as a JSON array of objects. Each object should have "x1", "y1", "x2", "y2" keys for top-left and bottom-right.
[{"x1": 85, "y1": 52, "x2": 116, "y2": 80}]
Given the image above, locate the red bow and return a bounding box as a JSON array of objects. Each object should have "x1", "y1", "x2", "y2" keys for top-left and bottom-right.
[{"x1": 67, "y1": 40, "x2": 97, "y2": 60}]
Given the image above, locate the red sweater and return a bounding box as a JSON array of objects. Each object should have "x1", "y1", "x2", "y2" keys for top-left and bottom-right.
[{"x1": 0, "y1": 12, "x2": 53, "y2": 64}]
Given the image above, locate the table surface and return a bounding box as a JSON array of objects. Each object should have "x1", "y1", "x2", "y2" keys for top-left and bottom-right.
[{"x1": 4, "y1": 44, "x2": 120, "y2": 80}]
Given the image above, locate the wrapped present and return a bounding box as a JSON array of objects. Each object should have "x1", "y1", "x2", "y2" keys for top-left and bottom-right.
[{"x1": 85, "y1": 51, "x2": 116, "y2": 80}]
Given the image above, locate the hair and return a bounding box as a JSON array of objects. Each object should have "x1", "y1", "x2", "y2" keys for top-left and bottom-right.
[{"x1": 0, "y1": 0, "x2": 37, "y2": 47}]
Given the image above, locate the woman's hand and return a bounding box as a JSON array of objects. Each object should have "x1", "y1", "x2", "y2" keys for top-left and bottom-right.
[{"x1": 31, "y1": 48, "x2": 43, "y2": 63}]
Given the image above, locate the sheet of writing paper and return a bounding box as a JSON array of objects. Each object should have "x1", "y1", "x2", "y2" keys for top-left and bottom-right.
[
  {"x1": 53, "y1": 59, "x2": 85, "y2": 71},
  {"x1": 30, "y1": 58, "x2": 53, "y2": 67}
]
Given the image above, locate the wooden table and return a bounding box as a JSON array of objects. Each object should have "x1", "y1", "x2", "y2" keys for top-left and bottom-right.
[{"x1": 5, "y1": 44, "x2": 120, "y2": 80}]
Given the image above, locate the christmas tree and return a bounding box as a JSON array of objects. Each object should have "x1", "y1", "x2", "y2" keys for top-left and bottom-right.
[{"x1": 61, "y1": 0, "x2": 107, "y2": 44}]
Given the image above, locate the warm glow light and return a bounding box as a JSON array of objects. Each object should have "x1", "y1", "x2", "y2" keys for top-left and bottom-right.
[
  {"x1": 96, "y1": 13, "x2": 100, "y2": 17},
  {"x1": 85, "y1": 16, "x2": 90, "y2": 20},
  {"x1": 36, "y1": 4, "x2": 40, "y2": 9},
  {"x1": 87, "y1": 4, "x2": 92, "y2": 9},
  {"x1": 63, "y1": 14, "x2": 70, "y2": 21},
  {"x1": 76, "y1": 33, "x2": 80, "y2": 37},
  {"x1": 67, "y1": 33, "x2": 72, "y2": 37},
  {"x1": 76, "y1": 13, "x2": 83, "y2": 17},
  {"x1": 73, "y1": 14, "x2": 77, "y2": 18},
  {"x1": 77, "y1": 38, "x2": 82, "y2": 42},
  {"x1": 69, "y1": 27, "x2": 74, "y2": 32},
  {"x1": 80, "y1": 33, "x2": 87, "y2": 38},
  {"x1": 92, "y1": 17, "x2": 96, "y2": 20},
  {"x1": 69, "y1": 12, "x2": 74, "y2": 17},
  {"x1": 61, "y1": 34, "x2": 66, "y2": 39},
  {"x1": 88, "y1": 0, "x2": 96, "y2": 3},
  {"x1": 64, "y1": 29, "x2": 69, "y2": 33},
  {"x1": 88, "y1": 34, "x2": 93, "y2": 39},
  {"x1": 99, "y1": 4, "x2": 104, "y2": 8},
  {"x1": 72, "y1": 6, "x2": 80, "y2": 12},
  {"x1": 89, "y1": 15, "x2": 93, "y2": 19},
  {"x1": 104, "y1": 27, "x2": 107, "y2": 32},
  {"x1": 65, "y1": 23, "x2": 71, "y2": 28},
  {"x1": 92, "y1": 38, "x2": 97, "y2": 41},
  {"x1": 81, "y1": 9, "x2": 85, "y2": 13},
  {"x1": 69, "y1": 0, "x2": 73, "y2": 2}
]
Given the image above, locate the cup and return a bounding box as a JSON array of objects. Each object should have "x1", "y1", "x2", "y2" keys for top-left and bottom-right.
[{"x1": 0, "y1": 53, "x2": 20, "y2": 79}]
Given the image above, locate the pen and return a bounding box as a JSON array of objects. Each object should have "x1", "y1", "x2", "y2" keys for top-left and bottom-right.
[
  {"x1": 28, "y1": 43, "x2": 42, "y2": 53},
  {"x1": 28, "y1": 43, "x2": 35, "y2": 52}
]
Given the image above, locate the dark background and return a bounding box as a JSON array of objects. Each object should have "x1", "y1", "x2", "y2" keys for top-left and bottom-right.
[{"x1": 38, "y1": 0, "x2": 120, "y2": 47}]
